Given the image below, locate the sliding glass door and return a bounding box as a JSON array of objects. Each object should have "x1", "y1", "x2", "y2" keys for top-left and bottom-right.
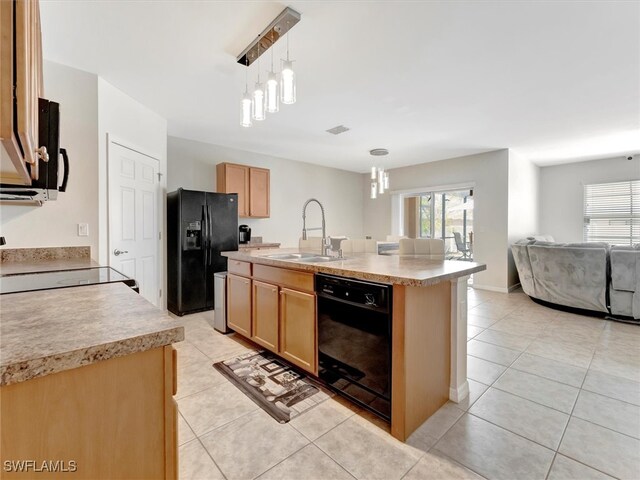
[{"x1": 403, "y1": 188, "x2": 474, "y2": 259}]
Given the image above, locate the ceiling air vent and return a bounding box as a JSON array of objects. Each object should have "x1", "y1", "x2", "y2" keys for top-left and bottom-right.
[{"x1": 326, "y1": 125, "x2": 350, "y2": 135}]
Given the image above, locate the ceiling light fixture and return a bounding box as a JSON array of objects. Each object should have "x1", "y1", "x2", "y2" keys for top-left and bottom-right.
[
  {"x1": 240, "y1": 58, "x2": 252, "y2": 127},
  {"x1": 369, "y1": 149, "x2": 390, "y2": 199},
  {"x1": 237, "y1": 7, "x2": 301, "y2": 128}
]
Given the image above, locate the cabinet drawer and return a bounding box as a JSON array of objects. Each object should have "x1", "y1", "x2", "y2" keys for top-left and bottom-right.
[
  {"x1": 228, "y1": 259, "x2": 251, "y2": 277},
  {"x1": 253, "y1": 264, "x2": 314, "y2": 293}
]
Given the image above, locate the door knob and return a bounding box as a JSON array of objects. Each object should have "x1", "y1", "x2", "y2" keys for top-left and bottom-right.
[{"x1": 114, "y1": 249, "x2": 128, "y2": 256}]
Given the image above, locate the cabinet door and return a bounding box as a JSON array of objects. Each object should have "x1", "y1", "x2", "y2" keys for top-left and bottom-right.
[
  {"x1": 217, "y1": 163, "x2": 249, "y2": 217},
  {"x1": 252, "y1": 280, "x2": 279, "y2": 352},
  {"x1": 227, "y1": 273, "x2": 251, "y2": 337},
  {"x1": 279, "y1": 288, "x2": 317, "y2": 374},
  {"x1": 249, "y1": 167, "x2": 270, "y2": 218}
]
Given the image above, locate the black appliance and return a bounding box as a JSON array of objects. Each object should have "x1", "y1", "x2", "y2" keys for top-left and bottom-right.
[
  {"x1": 0, "y1": 267, "x2": 138, "y2": 295},
  {"x1": 0, "y1": 98, "x2": 69, "y2": 204},
  {"x1": 316, "y1": 273, "x2": 393, "y2": 420},
  {"x1": 239, "y1": 224, "x2": 251, "y2": 244},
  {"x1": 167, "y1": 188, "x2": 238, "y2": 316}
]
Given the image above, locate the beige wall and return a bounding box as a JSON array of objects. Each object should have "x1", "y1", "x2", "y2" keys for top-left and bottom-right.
[
  {"x1": 167, "y1": 136, "x2": 364, "y2": 247},
  {"x1": 540, "y1": 156, "x2": 639, "y2": 243},
  {"x1": 0, "y1": 61, "x2": 99, "y2": 256},
  {"x1": 362, "y1": 149, "x2": 510, "y2": 291},
  {"x1": 507, "y1": 151, "x2": 540, "y2": 288}
]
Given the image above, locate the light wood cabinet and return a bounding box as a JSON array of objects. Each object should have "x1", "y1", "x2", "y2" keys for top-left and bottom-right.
[
  {"x1": 0, "y1": 345, "x2": 178, "y2": 479},
  {"x1": 0, "y1": 0, "x2": 44, "y2": 184},
  {"x1": 252, "y1": 280, "x2": 279, "y2": 352},
  {"x1": 216, "y1": 162, "x2": 270, "y2": 218},
  {"x1": 226, "y1": 262, "x2": 317, "y2": 375},
  {"x1": 279, "y1": 288, "x2": 317, "y2": 373},
  {"x1": 227, "y1": 273, "x2": 252, "y2": 337}
]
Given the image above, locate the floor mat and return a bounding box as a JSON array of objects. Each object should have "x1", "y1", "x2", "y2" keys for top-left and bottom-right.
[{"x1": 213, "y1": 350, "x2": 333, "y2": 423}]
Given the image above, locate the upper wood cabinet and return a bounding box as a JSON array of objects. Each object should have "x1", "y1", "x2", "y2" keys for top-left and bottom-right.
[
  {"x1": 0, "y1": 0, "x2": 44, "y2": 185},
  {"x1": 216, "y1": 162, "x2": 270, "y2": 218}
]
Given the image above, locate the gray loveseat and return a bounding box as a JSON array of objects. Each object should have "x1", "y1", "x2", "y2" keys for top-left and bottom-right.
[{"x1": 512, "y1": 237, "x2": 639, "y2": 320}]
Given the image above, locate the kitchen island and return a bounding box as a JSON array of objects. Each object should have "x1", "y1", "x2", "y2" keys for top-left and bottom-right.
[
  {"x1": 222, "y1": 248, "x2": 485, "y2": 441},
  {"x1": 0, "y1": 282, "x2": 184, "y2": 479}
]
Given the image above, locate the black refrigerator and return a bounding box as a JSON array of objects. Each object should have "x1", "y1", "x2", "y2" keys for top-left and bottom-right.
[{"x1": 167, "y1": 188, "x2": 238, "y2": 316}]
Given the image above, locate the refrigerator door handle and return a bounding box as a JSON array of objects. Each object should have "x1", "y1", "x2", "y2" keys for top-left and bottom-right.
[
  {"x1": 202, "y1": 205, "x2": 208, "y2": 267},
  {"x1": 208, "y1": 205, "x2": 213, "y2": 266}
]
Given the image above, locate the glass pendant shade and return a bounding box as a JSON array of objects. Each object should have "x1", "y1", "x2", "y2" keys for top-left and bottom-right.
[
  {"x1": 240, "y1": 92, "x2": 252, "y2": 127},
  {"x1": 252, "y1": 81, "x2": 266, "y2": 121},
  {"x1": 384, "y1": 172, "x2": 390, "y2": 189},
  {"x1": 370, "y1": 182, "x2": 378, "y2": 199},
  {"x1": 378, "y1": 169, "x2": 385, "y2": 193},
  {"x1": 266, "y1": 72, "x2": 279, "y2": 113},
  {"x1": 371, "y1": 166, "x2": 377, "y2": 180},
  {"x1": 281, "y1": 60, "x2": 296, "y2": 104}
]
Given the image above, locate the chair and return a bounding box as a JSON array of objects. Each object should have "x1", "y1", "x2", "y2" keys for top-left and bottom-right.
[
  {"x1": 340, "y1": 239, "x2": 378, "y2": 254},
  {"x1": 398, "y1": 239, "x2": 445, "y2": 260},
  {"x1": 453, "y1": 232, "x2": 472, "y2": 260}
]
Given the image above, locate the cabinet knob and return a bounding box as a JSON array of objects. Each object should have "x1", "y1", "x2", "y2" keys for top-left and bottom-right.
[{"x1": 36, "y1": 146, "x2": 49, "y2": 162}]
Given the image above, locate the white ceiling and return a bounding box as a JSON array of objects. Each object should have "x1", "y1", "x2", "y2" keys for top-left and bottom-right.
[{"x1": 40, "y1": 1, "x2": 640, "y2": 172}]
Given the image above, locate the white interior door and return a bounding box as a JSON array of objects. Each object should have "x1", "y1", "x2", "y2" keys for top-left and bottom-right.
[{"x1": 108, "y1": 141, "x2": 160, "y2": 306}]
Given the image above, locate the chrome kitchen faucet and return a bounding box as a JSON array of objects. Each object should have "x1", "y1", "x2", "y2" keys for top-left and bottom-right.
[{"x1": 301, "y1": 198, "x2": 329, "y2": 255}]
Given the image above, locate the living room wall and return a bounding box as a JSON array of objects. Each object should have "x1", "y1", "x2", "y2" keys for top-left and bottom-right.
[
  {"x1": 539, "y1": 156, "x2": 639, "y2": 243},
  {"x1": 361, "y1": 149, "x2": 511, "y2": 292}
]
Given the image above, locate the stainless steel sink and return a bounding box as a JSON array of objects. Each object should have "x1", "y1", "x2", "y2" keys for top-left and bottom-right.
[
  {"x1": 263, "y1": 252, "x2": 344, "y2": 263},
  {"x1": 263, "y1": 252, "x2": 318, "y2": 260},
  {"x1": 302, "y1": 256, "x2": 343, "y2": 263}
]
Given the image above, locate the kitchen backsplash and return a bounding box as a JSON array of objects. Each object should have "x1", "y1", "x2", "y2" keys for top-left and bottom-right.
[{"x1": 0, "y1": 246, "x2": 91, "y2": 263}]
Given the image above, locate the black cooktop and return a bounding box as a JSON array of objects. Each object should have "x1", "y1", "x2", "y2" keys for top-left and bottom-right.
[{"x1": 0, "y1": 267, "x2": 137, "y2": 295}]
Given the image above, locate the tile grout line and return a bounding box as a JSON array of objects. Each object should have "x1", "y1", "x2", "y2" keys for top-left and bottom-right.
[{"x1": 545, "y1": 344, "x2": 597, "y2": 480}]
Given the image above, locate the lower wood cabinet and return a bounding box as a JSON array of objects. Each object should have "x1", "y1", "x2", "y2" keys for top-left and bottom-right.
[
  {"x1": 279, "y1": 288, "x2": 317, "y2": 373},
  {"x1": 0, "y1": 345, "x2": 178, "y2": 479},
  {"x1": 227, "y1": 273, "x2": 252, "y2": 337},
  {"x1": 227, "y1": 264, "x2": 317, "y2": 375},
  {"x1": 251, "y1": 280, "x2": 279, "y2": 351}
]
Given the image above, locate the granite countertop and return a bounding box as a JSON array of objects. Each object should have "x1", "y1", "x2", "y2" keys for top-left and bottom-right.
[
  {"x1": 222, "y1": 248, "x2": 486, "y2": 286},
  {"x1": 0, "y1": 282, "x2": 184, "y2": 386},
  {"x1": 0, "y1": 257, "x2": 100, "y2": 275},
  {"x1": 239, "y1": 242, "x2": 281, "y2": 249}
]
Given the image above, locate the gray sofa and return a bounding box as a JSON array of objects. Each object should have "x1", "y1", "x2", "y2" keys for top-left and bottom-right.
[{"x1": 512, "y1": 238, "x2": 639, "y2": 320}]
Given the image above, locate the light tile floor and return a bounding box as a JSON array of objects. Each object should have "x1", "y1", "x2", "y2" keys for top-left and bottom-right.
[{"x1": 173, "y1": 288, "x2": 640, "y2": 480}]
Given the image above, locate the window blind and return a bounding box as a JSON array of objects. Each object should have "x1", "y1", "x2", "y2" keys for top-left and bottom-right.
[{"x1": 583, "y1": 180, "x2": 640, "y2": 245}]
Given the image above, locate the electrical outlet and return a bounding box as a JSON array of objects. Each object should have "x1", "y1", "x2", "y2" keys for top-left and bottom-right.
[{"x1": 78, "y1": 223, "x2": 89, "y2": 237}]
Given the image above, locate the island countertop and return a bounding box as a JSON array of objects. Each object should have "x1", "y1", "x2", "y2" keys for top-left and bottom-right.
[
  {"x1": 0, "y1": 282, "x2": 184, "y2": 386},
  {"x1": 222, "y1": 248, "x2": 486, "y2": 286}
]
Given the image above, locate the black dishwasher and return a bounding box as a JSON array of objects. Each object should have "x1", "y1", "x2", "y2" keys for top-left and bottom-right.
[{"x1": 316, "y1": 273, "x2": 392, "y2": 420}]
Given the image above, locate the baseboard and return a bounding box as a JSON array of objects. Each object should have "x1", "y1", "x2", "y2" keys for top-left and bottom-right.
[
  {"x1": 508, "y1": 283, "x2": 522, "y2": 293},
  {"x1": 471, "y1": 284, "x2": 510, "y2": 293}
]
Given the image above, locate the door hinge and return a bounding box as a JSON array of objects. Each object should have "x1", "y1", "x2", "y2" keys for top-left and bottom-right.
[
  {"x1": 159, "y1": 289, "x2": 162, "y2": 298},
  {"x1": 157, "y1": 172, "x2": 163, "y2": 182},
  {"x1": 158, "y1": 231, "x2": 162, "y2": 240}
]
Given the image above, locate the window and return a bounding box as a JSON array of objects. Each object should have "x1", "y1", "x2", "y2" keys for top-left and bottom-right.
[
  {"x1": 584, "y1": 180, "x2": 640, "y2": 245},
  {"x1": 402, "y1": 188, "x2": 473, "y2": 255}
]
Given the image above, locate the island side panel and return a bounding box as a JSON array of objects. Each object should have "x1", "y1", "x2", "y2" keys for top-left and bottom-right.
[
  {"x1": 0, "y1": 346, "x2": 170, "y2": 479},
  {"x1": 450, "y1": 276, "x2": 470, "y2": 402},
  {"x1": 391, "y1": 281, "x2": 451, "y2": 441}
]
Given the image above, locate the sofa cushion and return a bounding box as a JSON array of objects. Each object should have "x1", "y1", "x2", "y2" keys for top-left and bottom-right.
[
  {"x1": 511, "y1": 243, "x2": 535, "y2": 296},
  {"x1": 610, "y1": 245, "x2": 639, "y2": 292},
  {"x1": 610, "y1": 288, "x2": 634, "y2": 317},
  {"x1": 527, "y1": 234, "x2": 555, "y2": 242},
  {"x1": 528, "y1": 244, "x2": 608, "y2": 312}
]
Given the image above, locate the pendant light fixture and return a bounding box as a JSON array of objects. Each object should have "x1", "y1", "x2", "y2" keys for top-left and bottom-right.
[
  {"x1": 281, "y1": 33, "x2": 296, "y2": 105},
  {"x1": 265, "y1": 31, "x2": 279, "y2": 113},
  {"x1": 369, "y1": 149, "x2": 390, "y2": 199},
  {"x1": 240, "y1": 58, "x2": 252, "y2": 127},
  {"x1": 236, "y1": 7, "x2": 300, "y2": 128},
  {"x1": 252, "y1": 42, "x2": 266, "y2": 121}
]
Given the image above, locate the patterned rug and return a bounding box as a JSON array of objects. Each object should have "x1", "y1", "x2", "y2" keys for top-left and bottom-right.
[{"x1": 213, "y1": 350, "x2": 333, "y2": 423}]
